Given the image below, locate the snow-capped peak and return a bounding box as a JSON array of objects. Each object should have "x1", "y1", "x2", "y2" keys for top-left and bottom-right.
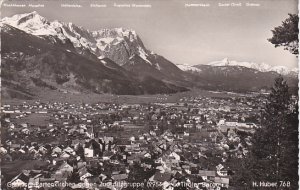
[
  {"x1": 1, "y1": 11, "x2": 50, "y2": 34},
  {"x1": 1, "y1": 12, "x2": 149, "y2": 66},
  {"x1": 2, "y1": 11, "x2": 40, "y2": 23},
  {"x1": 92, "y1": 27, "x2": 137, "y2": 41},
  {"x1": 208, "y1": 58, "x2": 230, "y2": 67},
  {"x1": 1, "y1": 12, "x2": 141, "y2": 45},
  {"x1": 222, "y1": 57, "x2": 230, "y2": 65},
  {"x1": 115, "y1": 27, "x2": 137, "y2": 38},
  {"x1": 291, "y1": 68, "x2": 299, "y2": 73},
  {"x1": 205, "y1": 58, "x2": 297, "y2": 75},
  {"x1": 176, "y1": 64, "x2": 202, "y2": 72},
  {"x1": 269, "y1": 66, "x2": 291, "y2": 75}
]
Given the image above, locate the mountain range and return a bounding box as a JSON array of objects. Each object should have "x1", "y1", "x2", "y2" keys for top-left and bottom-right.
[
  {"x1": 1, "y1": 12, "x2": 298, "y2": 99},
  {"x1": 1, "y1": 12, "x2": 188, "y2": 99},
  {"x1": 176, "y1": 58, "x2": 298, "y2": 75},
  {"x1": 176, "y1": 58, "x2": 298, "y2": 92},
  {"x1": 1, "y1": 12, "x2": 186, "y2": 80}
]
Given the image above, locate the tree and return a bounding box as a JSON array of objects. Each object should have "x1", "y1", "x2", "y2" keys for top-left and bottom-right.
[
  {"x1": 232, "y1": 13, "x2": 299, "y2": 189},
  {"x1": 67, "y1": 169, "x2": 81, "y2": 183},
  {"x1": 268, "y1": 14, "x2": 299, "y2": 55},
  {"x1": 248, "y1": 76, "x2": 298, "y2": 189},
  {"x1": 76, "y1": 144, "x2": 85, "y2": 160}
]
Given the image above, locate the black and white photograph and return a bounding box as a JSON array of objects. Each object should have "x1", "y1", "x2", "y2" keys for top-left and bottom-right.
[{"x1": 0, "y1": 0, "x2": 299, "y2": 189}]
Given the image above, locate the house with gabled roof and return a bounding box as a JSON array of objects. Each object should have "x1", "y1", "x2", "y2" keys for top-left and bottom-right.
[
  {"x1": 86, "y1": 176, "x2": 101, "y2": 185},
  {"x1": 60, "y1": 151, "x2": 71, "y2": 158},
  {"x1": 72, "y1": 139, "x2": 86, "y2": 147},
  {"x1": 86, "y1": 126, "x2": 95, "y2": 138},
  {"x1": 198, "y1": 170, "x2": 216, "y2": 181},
  {"x1": 63, "y1": 147, "x2": 75, "y2": 155},
  {"x1": 111, "y1": 173, "x2": 128, "y2": 181},
  {"x1": 214, "y1": 177, "x2": 229, "y2": 188},
  {"x1": 102, "y1": 151, "x2": 114, "y2": 161},
  {"x1": 0, "y1": 147, "x2": 8, "y2": 154},
  {"x1": 56, "y1": 161, "x2": 73, "y2": 173},
  {"x1": 79, "y1": 167, "x2": 93, "y2": 181},
  {"x1": 9, "y1": 172, "x2": 29, "y2": 189},
  {"x1": 162, "y1": 181, "x2": 174, "y2": 190},
  {"x1": 77, "y1": 161, "x2": 87, "y2": 169},
  {"x1": 143, "y1": 152, "x2": 152, "y2": 159},
  {"x1": 53, "y1": 163, "x2": 73, "y2": 179},
  {"x1": 28, "y1": 177, "x2": 39, "y2": 189},
  {"x1": 169, "y1": 152, "x2": 180, "y2": 161},
  {"x1": 2, "y1": 153, "x2": 13, "y2": 162},
  {"x1": 99, "y1": 173, "x2": 108, "y2": 181},
  {"x1": 52, "y1": 146, "x2": 62, "y2": 154},
  {"x1": 127, "y1": 154, "x2": 141, "y2": 165},
  {"x1": 158, "y1": 142, "x2": 167, "y2": 151},
  {"x1": 84, "y1": 146, "x2": 94, "y2": 158},
  {"x1": 38, "y1": 146, "x2": 48, "y2": 154},
  {"x1": 150, "y1": 171, "x2": 172, "y2": 183}
]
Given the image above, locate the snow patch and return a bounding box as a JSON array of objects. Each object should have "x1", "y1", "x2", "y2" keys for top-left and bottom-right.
[
  {"x1": 138, "y1": 46, "x2": 151, "y2": 64},
  {"x1": 155, "y1": 63, "x2": 161, "y2": 70},
  {"x1": 176, "y1": 64, "x2": 202, "y2": 72},
  {"x1": 206, "y1": 58, "x2": 296, "y2": 75},
  {"x1": 2, "y1": 12, "x2": 157, "y2": 68}
]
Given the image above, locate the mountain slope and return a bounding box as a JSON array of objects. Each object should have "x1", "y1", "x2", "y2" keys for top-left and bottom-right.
[
  {"x1": 2, "y1": 12, "x2": 297, "y2": 97},
  {"x1": 176, "y1": 57, "x2": 298, "y2": 92},
  {"x1": 206, "y1": 58, "x2": 298, "y2": 75},
  {"x1": 176, "y1": 64, "x2": 202, "y2": 73},
  {"x1": 182, "y1": 64, "x2": 298, "y2": 92},
  {"x1": 1, "y1": 11, "x2": 186, "y2": 82},
  {"x1": 1, "y1": 24, "x2": 188, "y2": 99}
]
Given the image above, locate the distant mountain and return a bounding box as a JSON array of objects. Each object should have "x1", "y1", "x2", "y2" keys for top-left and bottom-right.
[
  {"x1": 1, "y1": 22, "x2": 187, "y2": 99},
  {"x1": 205, "y1": 58, "x2": 298, "y2": 75},
  {"x1": 1, "y1": 12, "x2": 298, "y2": 99},
  {"x1": 1, "y1": 11, "x2": 148, "y2": 65},
  {"x1": 176, "y1": 64, "x2": 202, "y2": 73},
  {"x1": 178, "y1": 58, "x2": 298, "y2": 76},
  {"x1": 1, "y1": 11, "x2": 186, "y2": 82},
  {"x1": 177, "y1": 58, "x2": 298, "y2": 76},
  {"x1": 176, "y1": 58, "x2": 298, "y2": 93}
]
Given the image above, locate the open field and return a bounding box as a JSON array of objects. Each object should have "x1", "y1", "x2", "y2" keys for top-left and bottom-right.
[{"x1": 2, "y1": 88, "x2": 254, "y2": 105}]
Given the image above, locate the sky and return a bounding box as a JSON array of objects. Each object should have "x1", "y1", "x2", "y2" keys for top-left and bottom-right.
[{"x1": 1, "y1": 0, "x2": 299, "y2": 68}]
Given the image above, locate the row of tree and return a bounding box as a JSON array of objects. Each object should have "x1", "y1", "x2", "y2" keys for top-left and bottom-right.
[{"x1": 233, "y1": 13, "x2": 299, "y2": 189}]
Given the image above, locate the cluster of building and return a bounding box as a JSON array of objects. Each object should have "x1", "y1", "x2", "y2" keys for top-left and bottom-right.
[{"x1": 1, "y1": 94, "x2": 264, "y2": 189}]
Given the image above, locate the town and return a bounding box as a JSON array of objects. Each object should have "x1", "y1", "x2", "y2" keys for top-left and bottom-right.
[{"x1": 1, "y1": 93, "x2": 269, "y2": 190}]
